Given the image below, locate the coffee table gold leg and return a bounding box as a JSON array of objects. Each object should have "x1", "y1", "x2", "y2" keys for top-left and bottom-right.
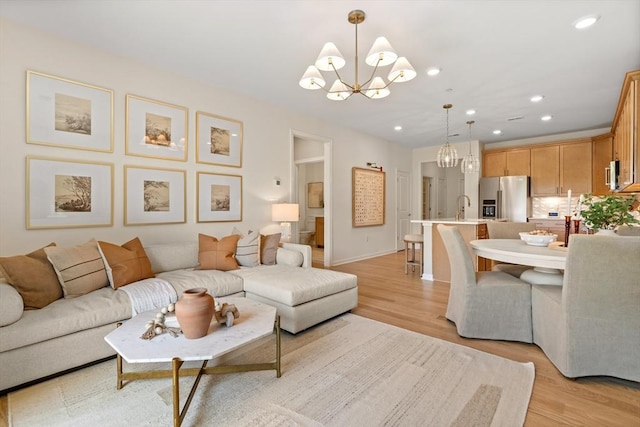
[
  {"x1": 172, "y1": 358, "x2": 183, "y2": 427},
  {"x1": 116, "y1": 353, "x2": 123, "y2": 390},
  {"x1": 275, "y1": 315, "x2": 281, "y2": 378}
]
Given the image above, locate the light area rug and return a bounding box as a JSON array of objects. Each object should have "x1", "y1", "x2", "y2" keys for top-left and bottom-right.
[{"x1": 8, "y1": 314, "x2": 535, "y2": 427}]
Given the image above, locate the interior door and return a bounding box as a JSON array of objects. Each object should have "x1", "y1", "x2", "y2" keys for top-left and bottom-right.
[
  {"x1": 437, "y1": 178, "x2": 446, "y2": 218},
  {"x1": 396, "y1": 170, "x2": 410, "y2": 250},
  {"x1": 422, "y1": 176, "x2": 432, "y2": 219}
]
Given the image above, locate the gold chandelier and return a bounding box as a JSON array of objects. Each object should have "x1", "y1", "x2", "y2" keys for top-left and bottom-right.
[{"x1": 299, "y1": 10, "x2": 416, "y2": 100}]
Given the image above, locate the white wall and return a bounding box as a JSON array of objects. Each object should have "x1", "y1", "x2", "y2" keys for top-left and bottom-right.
[{"x1": 0, "y1": 18, "x2": 411, "y2": 264}]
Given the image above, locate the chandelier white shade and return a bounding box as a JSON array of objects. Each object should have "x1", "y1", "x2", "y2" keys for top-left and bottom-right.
[
  {"x1": 461, "y1": 120, "x2": 480, "y2": 173},
  {"x1": 299, "y1": 10, "x2": 416, "y2": 101},
  {"x1": 437, "y1": 104, "x2": 458, "y2": 168}
]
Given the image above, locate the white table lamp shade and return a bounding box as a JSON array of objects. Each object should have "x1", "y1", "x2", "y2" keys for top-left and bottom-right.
[{"x1": 272, "y1": 203, "x2": 299, "y2": 222}]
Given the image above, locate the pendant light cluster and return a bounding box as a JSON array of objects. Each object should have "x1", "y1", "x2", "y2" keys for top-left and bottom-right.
[
  {"x1": 299, "y1": 10, "x2": 416, "y2": 101},
  {"x1": 461, "y1": 120, "x2": 480, "y2": 173},
  {"x1": 437, "y1": 104, "x2": 458, "y2": 168},
  {"x1": 437, "y1": 105, "x2": 480, "y2": 173}
]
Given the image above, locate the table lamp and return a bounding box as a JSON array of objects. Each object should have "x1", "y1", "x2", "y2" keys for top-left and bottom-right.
[{"x1": 272, "y1": 203, "x2": 299, "y2": 242}]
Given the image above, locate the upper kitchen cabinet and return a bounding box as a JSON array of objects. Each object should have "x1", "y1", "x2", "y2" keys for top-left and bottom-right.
[
  {"x1": 531, "y1": 139, "x2": 592, "y2": 196},
  {"x1": 611, "y1": 70, "x2": 640, "y2": 192},
  {"x1": 591, "y1": 133, "x2": 613, "y2": 195},
  {"x1": 482, "y1": 148, "x2": 530, "y2": 177}
]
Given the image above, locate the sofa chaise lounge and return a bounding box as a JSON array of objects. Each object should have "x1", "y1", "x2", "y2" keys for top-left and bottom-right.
[{"x1": 0, "y1": 236, "x2": 358, "y2": 392}]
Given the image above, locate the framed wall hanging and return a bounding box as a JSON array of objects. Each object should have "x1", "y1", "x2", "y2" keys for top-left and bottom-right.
[
  {"x1": 125, "y1": 94, "x2": 188, "y2": 161},
  {"x1": 124, "y1": 165, "x2": 186, "y2": 225},
  {"x1": 307, "y1": 182, "x2": 324, "y2": 208},
  {"x1": 352, "y1": 167, "x2": 386, "y2": 227},
  {"x1": 26, "y1": 156, "x2": 113, "y2": 229},
  {"x1": 195, "y1": 111, "x2": 243, "y2": 167},
  {"x1": 196, "y1": 172, "x2": 242, "y2": 222},
  {"x1": 26, "y1": 70, "x2": 114, "y2": 152}
]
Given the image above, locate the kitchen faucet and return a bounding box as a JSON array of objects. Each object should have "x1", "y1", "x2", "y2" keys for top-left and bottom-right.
[{"x1": 456, "y1": 195, "x2": 471, "y2": 221}]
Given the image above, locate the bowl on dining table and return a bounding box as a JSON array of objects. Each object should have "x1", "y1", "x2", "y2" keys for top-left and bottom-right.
[{"x1": 519, "y1": 231, "x2": 558, "y2": 246}]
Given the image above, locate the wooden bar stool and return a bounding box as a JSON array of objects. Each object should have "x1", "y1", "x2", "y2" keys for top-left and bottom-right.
[{"x1": 404, "y1": 234, "x2": 423, "y2": 275}]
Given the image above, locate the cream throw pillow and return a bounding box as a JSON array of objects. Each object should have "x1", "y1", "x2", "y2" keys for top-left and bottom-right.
[
  {"x1": 231, "y1": 227, "x2": 260, "y2": 267},
  {"x1": 45, "y1": 239, "x2": 109, "y2": 298}
]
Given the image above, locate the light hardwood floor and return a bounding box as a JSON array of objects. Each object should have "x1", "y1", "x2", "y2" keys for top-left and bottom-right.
[
  {"x1": 329, "y1": 251, "x2": 640, "y2": 427},
  {"x1": 1, "y1": 251, "x2": 638, "y2": 426}
]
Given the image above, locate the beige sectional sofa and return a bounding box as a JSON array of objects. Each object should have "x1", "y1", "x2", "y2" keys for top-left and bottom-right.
[{"x1": 0, "y1": 239, "x2": 358, "y2": 392}]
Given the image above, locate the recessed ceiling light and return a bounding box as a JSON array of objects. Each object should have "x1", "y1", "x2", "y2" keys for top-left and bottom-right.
[
  {"x1": 541, "y1": 115, "x2": 553, "y2": 121},
  {"x1": 394, "y1": 125, "x2": 402, "y2": 131},
  {"x1": 466, "y1": 109, "x2": 476, "y2": 115},
  {"x1": 573, "y1": 14, "x2": 600, "y2": 29},
  {"x1": 530, "y1": 95, "x2": 544, "y2": 103},
  {"x1": 493, "y1": 130, "x2": 502, "y2": 135},
  {"x1": 426, "y1": 67, "x2": 441, "y2": 76}
]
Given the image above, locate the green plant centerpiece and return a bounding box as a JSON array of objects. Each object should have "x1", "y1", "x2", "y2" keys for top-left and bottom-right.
[{"x1": 578, "y1": 193, "x2": 639, "y2": 231}]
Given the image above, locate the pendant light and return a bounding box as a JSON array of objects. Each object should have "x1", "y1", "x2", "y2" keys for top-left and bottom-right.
[
  {"x1": 437, "y1": 104, "x2": 458, "y2": 168},
  {"x1": 461, "y1": 120, "x2": 480, "y2": 173}
]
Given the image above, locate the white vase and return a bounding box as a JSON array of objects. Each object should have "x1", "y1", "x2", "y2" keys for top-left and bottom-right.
[{"x1": 596, "y1": 229, "x2": 617, "y2": 236}]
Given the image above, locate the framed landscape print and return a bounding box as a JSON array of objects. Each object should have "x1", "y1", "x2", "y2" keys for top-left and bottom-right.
[
  {"x1": 352, "y1": 167, "x2": 385, "y2": 227},
  {"x1": 26, "y1": 70, "x2": 114, "y2": 152},
  {"x1": 125, "y1": 94, "x2": 188, "y2": 161},
  {"x1": 195, "y1": 111, "x2": 243, "y2": 167},
  {"x1": 307, "y1": 182, "x2": 324, "y2": 208},
  {"x1": 124, "y1": 165, "x2": 186, "y2": 225},
  {"x1": 196, "y1": 172, "x2": 242, "y2": 222},
  {"x1": 26, "y1": 156, "x2": 113, "y2": 229}
]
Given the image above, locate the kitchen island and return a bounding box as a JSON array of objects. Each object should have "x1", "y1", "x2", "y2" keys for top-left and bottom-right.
[{"x1": 411, "y1": 219, "x2": 497, "y2": 282}]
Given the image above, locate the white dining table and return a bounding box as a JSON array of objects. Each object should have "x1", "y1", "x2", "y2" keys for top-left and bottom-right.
[{"x1": 469, "y1": 239, "x2": 568, "y2": 271}]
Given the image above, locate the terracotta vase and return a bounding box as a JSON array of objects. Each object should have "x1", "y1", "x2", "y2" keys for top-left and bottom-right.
[{"x1": 175, "y1": 288, "x2": 214, "y2": 339}]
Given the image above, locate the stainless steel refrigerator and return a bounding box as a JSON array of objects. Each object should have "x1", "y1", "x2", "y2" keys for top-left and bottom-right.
[{"x1": 479, "y1": 176, "x2": 530, "y2": 222}]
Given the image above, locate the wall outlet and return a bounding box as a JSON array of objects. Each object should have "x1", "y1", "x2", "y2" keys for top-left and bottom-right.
[{"x1": 274, "y1": 177, "x2": 281, "y2": 187}]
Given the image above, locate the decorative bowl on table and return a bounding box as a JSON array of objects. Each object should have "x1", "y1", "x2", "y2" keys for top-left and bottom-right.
[{"x1": 519, "y1": 230, "x2": 558, "y2": 246}]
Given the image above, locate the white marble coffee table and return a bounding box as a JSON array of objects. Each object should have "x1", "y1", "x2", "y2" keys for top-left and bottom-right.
[{"x1": 104, "y1": 297, "x2": 281, "y2": 427}]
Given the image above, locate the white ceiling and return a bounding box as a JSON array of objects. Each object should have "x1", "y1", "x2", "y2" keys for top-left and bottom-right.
[{"x1": 1, "y1": 0, "x2": 639, "y2": 148}]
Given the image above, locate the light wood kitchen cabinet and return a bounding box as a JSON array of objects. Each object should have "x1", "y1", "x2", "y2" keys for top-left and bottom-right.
[
  {"x1": 432, "y1": 223, "x2": 488, "y2": 283},
  {"x1": 612, "y1": 70, "x2": 640, "y2": 192},
  {"x1": 531, "y1": 139, "x2": 592, "y2": 196},
  {"x1": 592, "y1": 133, "x2": 613, "y2": 195},
  {"x1": 482, "y1": 148, "x2": 530, "y2": 177}
]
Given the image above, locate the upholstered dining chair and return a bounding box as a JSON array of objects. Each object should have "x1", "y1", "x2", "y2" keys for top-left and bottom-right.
[
  {"x1": 437, "y1": 224, "x2": 533, "y2": 343},
  {"x1": 616, "y1": 225, "x2": 640, "y2": 236},
  {"x1": 486, "y1": 221, "x2": 536, "y2": 277},
  {"x1": 531, "y1": 235, "x2": 640, "y2": 381}
]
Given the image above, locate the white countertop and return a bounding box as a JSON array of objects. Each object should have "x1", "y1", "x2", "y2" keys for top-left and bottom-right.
[{"x1": 411, "y1": 218, "x2": 502, "y2": 225}]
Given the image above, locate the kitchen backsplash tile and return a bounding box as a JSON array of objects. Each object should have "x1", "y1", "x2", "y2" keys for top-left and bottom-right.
[{"x1": 532, "y1": 196, "x2": 579, "y2": 218}]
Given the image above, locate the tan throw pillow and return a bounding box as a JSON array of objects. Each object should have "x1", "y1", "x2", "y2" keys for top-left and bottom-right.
[
  {"x1": 44, "y1": 239, "x2": 109, "y2": 298},
  {"x1": 232, "y1": 227, "x2": 260, "y2": 267},
  {"x1": 197, "y1": 233, "x2": 240, "y2": 271},
  {"x1": 0, "y1": 243, "x2": 62, "y2": 309},
  {"x1": 97, "y1": 237, "x2": 155, "y2": 289},
  {"x1": 260, "y1": 233, "x2": 281, "y2": 265}
]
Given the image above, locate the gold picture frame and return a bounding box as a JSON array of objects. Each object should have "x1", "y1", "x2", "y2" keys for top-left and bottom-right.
[
  {"x1": 124, "y1": 165, "x2": 186, "y2": 226},
  {"x1": 26, "y1": 70, "x2": 114, "y2": 152},
  {"x1": 196, "y1": 172, "x2": 243, "y2": 222},
  {"x1": 352, "y1": 167, "x2": 386, "y2": 227},
  {"x1": 125, "y1": 94, "x2": 188, "y2": 161},
  {"x1": 195, "y1": 111, "x2": 243, "y2": 167},
  {"x1": 26, "y1": 156, "x2": 114, "y2": 229},
  {"x1": 307, "y1": 182, "x2": 324, "y2": 208}
]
